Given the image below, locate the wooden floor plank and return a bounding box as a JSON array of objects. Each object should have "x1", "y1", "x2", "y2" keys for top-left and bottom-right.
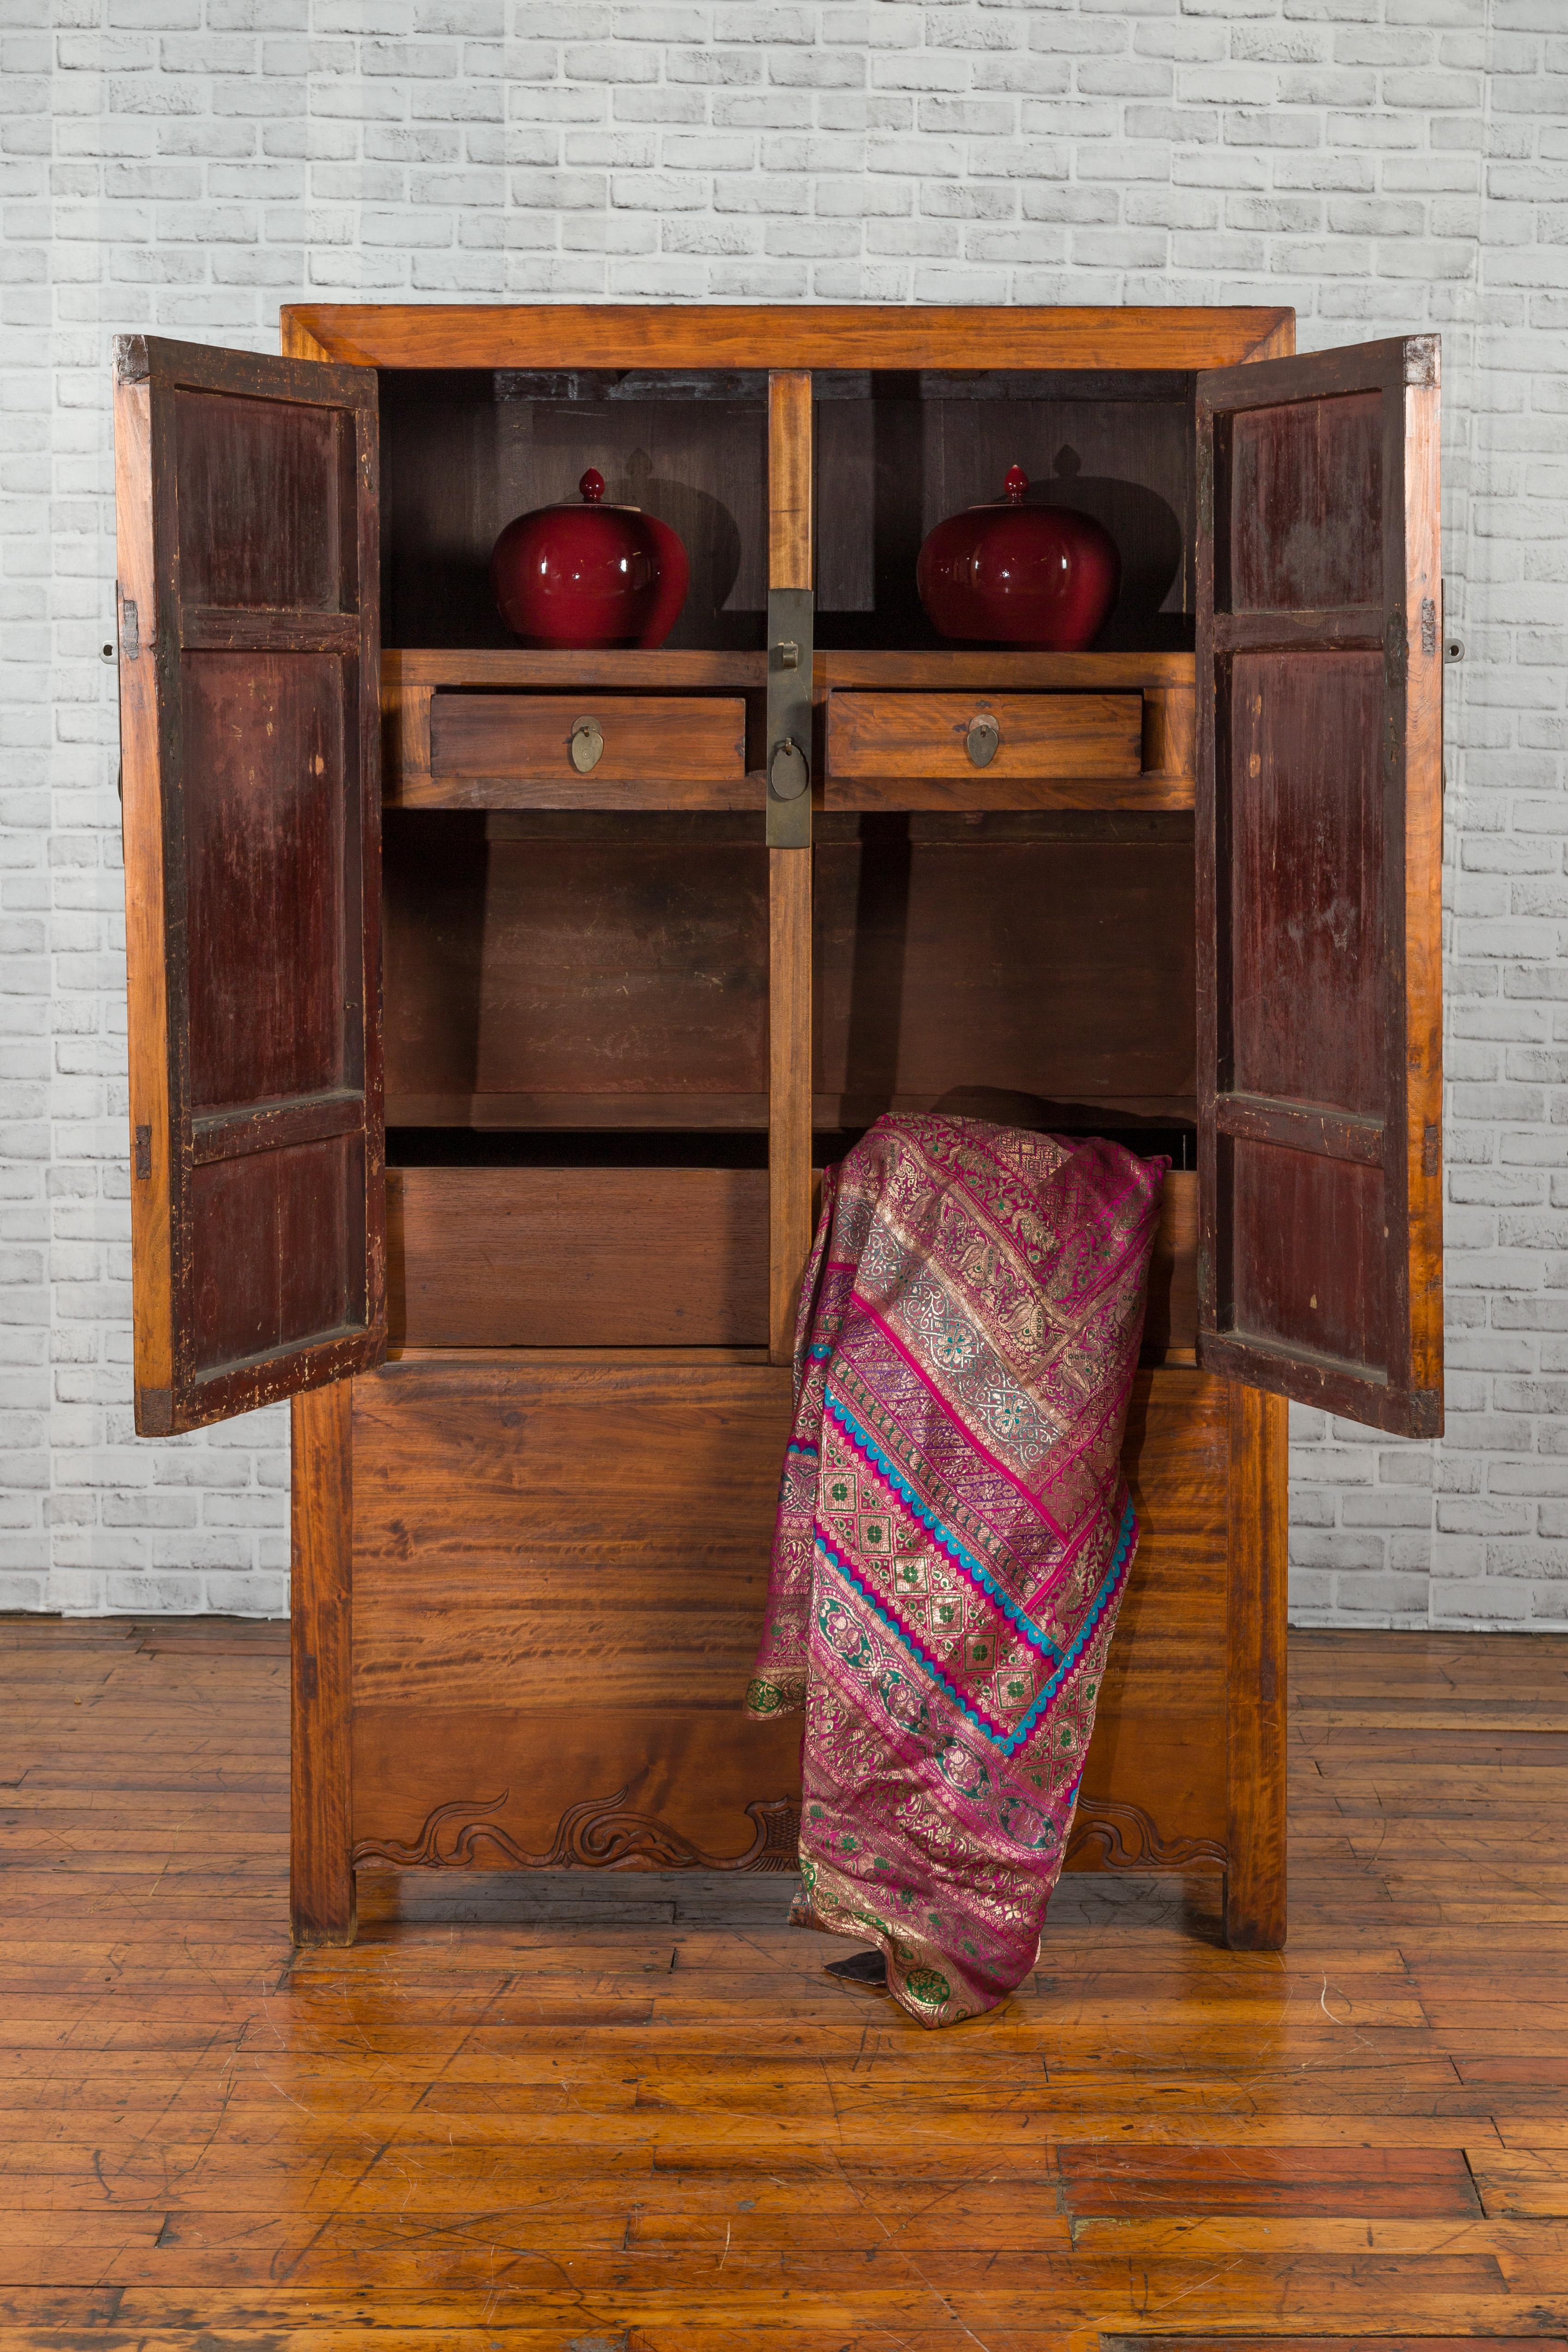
[{"x1": 0, "y1": 1621, "x2": 1566, "y2": 2341}]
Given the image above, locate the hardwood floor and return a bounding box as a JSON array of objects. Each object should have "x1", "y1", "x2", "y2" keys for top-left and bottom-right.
[{"x1": 1, "y1": 1616, "x2": 1566, "y2": 2349}]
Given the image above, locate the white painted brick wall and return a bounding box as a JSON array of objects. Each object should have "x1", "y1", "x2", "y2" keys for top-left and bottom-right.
[{"x1": 1, "y1": 0, "x2": 1563, "y2": 1624}]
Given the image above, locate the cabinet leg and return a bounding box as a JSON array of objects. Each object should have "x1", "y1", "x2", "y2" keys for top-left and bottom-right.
[
  {"x1": 291, "y1": 1380, "x2": 356, "y2": 1946},
  {"x1": 1223, "y1": 1383, "x2": 1289, "y2": 1952},
  {"x1": 1224, "y1": 1859, "x2": 1283, "y2": 1952}
]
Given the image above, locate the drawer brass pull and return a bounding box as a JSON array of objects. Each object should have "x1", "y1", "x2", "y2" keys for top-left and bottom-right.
[
  {"x1": 569, "y1": 716, "x2": 604, "y2": 773},
  {"x1": 965, "y1": 712, "x2": 1000, "y2": 768}
]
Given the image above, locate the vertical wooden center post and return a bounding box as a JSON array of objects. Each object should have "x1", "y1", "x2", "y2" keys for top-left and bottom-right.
[{"x1": 767, "y1": 371, "x2": 814, "y2": 1365}]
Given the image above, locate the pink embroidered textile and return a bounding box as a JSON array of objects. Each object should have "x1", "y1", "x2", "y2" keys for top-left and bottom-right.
[{"x1": 746, "y1": 1115, "x2": 1167, "y2": 2029}]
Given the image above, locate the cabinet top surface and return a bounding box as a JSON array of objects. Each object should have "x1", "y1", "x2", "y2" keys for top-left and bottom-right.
[{"x1": 280, "y1": 302, "x2": 1296, "y2": 374}]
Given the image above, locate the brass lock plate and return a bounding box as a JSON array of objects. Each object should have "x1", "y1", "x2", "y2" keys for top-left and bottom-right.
[
  {"x1": 769, "y1": 739, "x2": 809, "y2": 801},
  {"x1": 966, "y1": 711, "x2": 1000, "y2": 768},
  {"x1": 766, "y1": 587, "x2": 813, "y2": 847},
  {"x1": 569, "y1": 716, "x2": 604, "y2": 773}
]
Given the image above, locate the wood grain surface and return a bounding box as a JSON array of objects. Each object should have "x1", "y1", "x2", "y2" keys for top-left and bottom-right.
[
  {"x1": 385, "y1": 1162, "x2": 1194, "y2": 1364},
  {"x1": 0, "y1": 1613, "x2": 1561, "y2": 2349},
  {"x1": 289, "y1": 1381, "x2": 355, "y2": 1945},
  {"x1": 768, "y1": 370, "x2": 813, "y2": 592},
  {"x1": 826, "y1": 690, "x2": 1144, "y2": 782},
  {"x1": 284, "y1": 300, "x2": 1296, "y2": 372},
  {"x1": 339, "y1": 1359, "x2": 1236, "y2": 1889},
  {"x1": 385, "y1": 1162, "x2": 1193, "y2": 1356},
  {"x1": 1223, "y1": 1380, "x2": 1289, "y2": 1950},
  {"x1": 769, "y1": 849, "x2": 813, "y2": 1363},
  {"x1": 380, "y1": 814, "x2": 1197, "y2": 1132},
  {"x1": 422, "y1": 692, "x2": 748, "y2": 806},
  {"x1": 387, "y1": 1164, "x2": 770, "y2": 1348}
]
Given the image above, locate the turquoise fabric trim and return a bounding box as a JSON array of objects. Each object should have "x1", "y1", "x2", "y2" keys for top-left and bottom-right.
[
  {"x1": 823, "y1": 1385, "x2": 1064, "y2": 1665},
  {"x1": 815, "y1": 1496, "x2": 1137, "y2": 1759}
]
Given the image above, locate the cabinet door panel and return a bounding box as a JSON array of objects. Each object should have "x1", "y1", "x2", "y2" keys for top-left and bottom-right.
[
  {"x1": 182, "y1": 651, "x2": 350, "y2": 1110},
  {"x1": 1195, "y1": 336, "x2": 1442, "y2": 1437},
  {"x1": 115, "y1": 335, "x2": 385, "y2": 1435},
  {"x1": 1228, "y1": 648, "x2": 1385, "y2": 1116}
]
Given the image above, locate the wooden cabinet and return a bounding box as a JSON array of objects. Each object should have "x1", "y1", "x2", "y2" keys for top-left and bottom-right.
[{"x1": 113, "y1": 304, "x2": 1443, "y2": 1954}]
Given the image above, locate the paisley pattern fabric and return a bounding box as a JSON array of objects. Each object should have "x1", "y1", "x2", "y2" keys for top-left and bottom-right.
[{"x1": 746, "y1": 1115, "x2": 1166, "y2": 2029}]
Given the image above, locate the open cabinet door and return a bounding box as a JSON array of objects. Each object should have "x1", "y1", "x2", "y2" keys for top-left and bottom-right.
[
  {"x1": 1195, "y1": 336, "x2": 1443, "y2": 1438},
  {"x1": 114, "y1": 336, "x2": 384, "y2": 1436}
]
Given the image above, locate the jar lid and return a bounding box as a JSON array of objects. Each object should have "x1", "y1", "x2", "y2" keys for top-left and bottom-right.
[
  {"x1": 966, "y1": 463, "x2": 1031, "y2": 511},
  {"x1": 552, "y1": 466, "x2": 642, "y2": 515}
]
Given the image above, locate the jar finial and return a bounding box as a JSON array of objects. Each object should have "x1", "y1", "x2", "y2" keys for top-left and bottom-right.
[
  {"x1": 580, "y1": 468, "x2": 605, "y2": 503},
  {"x1": 1004, "y1": 465, "x2": 1028, "y2": 506}
]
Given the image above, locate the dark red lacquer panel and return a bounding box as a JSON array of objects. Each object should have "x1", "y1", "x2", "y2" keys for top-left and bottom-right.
[
  {"x1": 115, "y1": 336, "x2": 383, "y2": 1435},
  {"x1": 183, "y1": 653, "x2": 348, "y2": 1112},
  {"x1": 174, "y1": 388, "x2": 349, "y2": 613},
  {"x1": 1229, "y1": 649, "x2": 1384, "y2": 1118},
  {"x1": 1196, "y1": 337, "x2": 1443, "y2": 1437},
  {"x1": 191, "y1": 1137, "x2": 365, "y2": 1375},
  {"x1": 1226, "y1": 1141, "x2": 1387, "y2": 1377},
  {"x1": 1226, "y1": 389, "x2": 1383, "y2": 614}
]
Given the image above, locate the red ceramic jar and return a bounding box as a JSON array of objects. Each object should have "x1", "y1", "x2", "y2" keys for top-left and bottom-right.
[
  {"x1": 916, "y1": 465, "x2": 1120, "y2": 652},
  {"x1": 490, "y1": 469, "x2": 689, "y2": 650}
]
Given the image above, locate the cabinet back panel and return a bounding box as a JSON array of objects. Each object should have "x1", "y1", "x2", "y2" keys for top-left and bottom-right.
[
  {"x1": 382, "y1": 812, "x2": 769, "y2": 1115},
  {"x1": 384, "y1": 814, "x2": 1195, "y2": 1127},
  {"x1": 817, "y1": 374, "x2": 1194, "y2": 653},
  {"x1": 380, "y1": 369, "x2": 767, "y2": 653},
  {"x1": 815, "y1": 832, "x2": 1196, "y2": 1118}
]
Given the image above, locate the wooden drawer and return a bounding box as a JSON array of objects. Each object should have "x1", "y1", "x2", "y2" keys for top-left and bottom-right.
[
  {"x1": 826, "y1": 689, "x2": 1144, "y2": 785},
  {"x1": 422, "y1": 692, "x2": 749, "y2": 808},
  {"x1": 386, "y1": 1163, "x2": 1193, "y2": 1357},
  {"x1": 387, "y1": 1165, "x2": 767, "y2": 1348}
]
